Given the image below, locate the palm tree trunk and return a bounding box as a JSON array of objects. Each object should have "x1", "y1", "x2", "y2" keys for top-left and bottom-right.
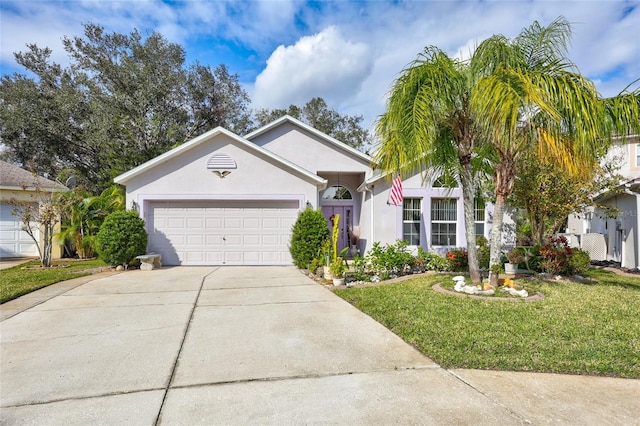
[
  {"x1": 489, "y1": 156, "x2": 516, "y2": 286},
  {"x1": 489, "y1": 192, "x2": 507, "y2": 285},
  {"x1": 460, "y1": 163, "x2": 481, "y2": 283}
]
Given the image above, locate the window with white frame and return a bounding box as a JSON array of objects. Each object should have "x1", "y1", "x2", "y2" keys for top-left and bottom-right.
[
  {"x1": 431, "y1": 198, "x2": 457, "y2": 246},
  {"x1": 474, "y1": 197, "x2": 486, "y2": 236},
  {"x1": 402, "y1": 198, "x2": 421, "y2": 245},
  {"x1": 636, "y1": 144, "x2": 640, "y2": 167}
]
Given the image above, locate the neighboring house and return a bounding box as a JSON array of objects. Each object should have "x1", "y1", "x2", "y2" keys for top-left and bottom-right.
[
  {"x1": 114, "y1": 116, "x2": 502, "y2": 266},
  {"x1": 566, "y1": 135, "x2": 640, "y2": 269},
  {"x1": 0, "y1": 160, "x2": 67, "y2": 259}
]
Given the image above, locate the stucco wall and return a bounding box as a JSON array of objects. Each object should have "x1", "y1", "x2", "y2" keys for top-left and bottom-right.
[
  {"x1": 124, "y1": 134, "x2": 320, "y2": 220},
  {"x1": 359, "y1": 172, "x2": 509, "y2": 255},
  {"x1": 250, "y1": 123, "x2": 372, "y2": 175}
]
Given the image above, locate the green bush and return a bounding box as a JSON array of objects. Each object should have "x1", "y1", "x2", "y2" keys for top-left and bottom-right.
[
  {"x1": 414, "y1": 247, "x2": 448, "y2": 272},
  {"x1": 568, "y1": 248, "x2": 591, "y2": 276},
  {"x1": 96, "y1": 210, "x2": 148, "y2": 266},
  {"x1": 352, "y1": 255, "x2": 369, "y2": 281},
  {"x1": 367, "y1": 240, "x2": 414, "y2": 279},
  {"x1": 539, "y1": 236, "x2": 573, "y2": 275},
  {"x1": 445, "y1": 248, "x2": 468, "y2": 272},
  {"x1": 476, "y1": 236, "x2": 490, "y2": 269},
  {"x1": 289, "y1": 208, "x2": 330, "y2": 269}
]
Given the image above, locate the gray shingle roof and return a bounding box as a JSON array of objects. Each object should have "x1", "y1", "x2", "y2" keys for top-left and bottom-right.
[{"x1": 0, "y1": 160, "x2": 68, "y2": 191}]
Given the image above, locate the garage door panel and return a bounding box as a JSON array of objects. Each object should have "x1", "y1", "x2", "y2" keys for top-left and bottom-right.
[
  {"x1": 206, "y1": 218, "x2": 223, "y2": 228},
  {"x1": 243, "y1": 234, "x2": 261, "y2": 245},
  {"x1": 206, "y1": 251, "x2": 223, "y2": 263},
  {"x1": 167, "y1": 217, "x2": 185, "y2": 228},
  {"x1": 205, "y1": 234, "x2": 223, "y2": 245},
  {"x1": 186, "y1": 217, "x2": 204, "y2": 228},
  {"x1": 262, "y1": 217, "x2": 280, "y2": 228},
  {"x1": 224, "y1": 217, "x2": 242, "y2": 228},
  {"x1": 262, "y1": 251, "x2": 282, "y2": 262},
  {"x1": 186, "y1": 234, "x2": 204, "y2": 245},
  {"x1": 148, "y1": 201, "x2": 298, "y2": 265},
  {"x1": 243, "y1": 217, "x2": 260, "y2": 228},
  {"x1": 262, "y1": 235, "x2": 279, "y2": 246},
  {"x1": 224, "y1": 250, "x2": 242, "y2": 263}
]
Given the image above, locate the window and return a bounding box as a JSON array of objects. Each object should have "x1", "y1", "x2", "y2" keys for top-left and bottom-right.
[
  {"x1": 402, "y1": 198, "x2": 421, "y2": 245},
  {"x1": 431, "y1": 198, "x2": 457, "y2": 246},
  {"x1": 474, "y1": 197, "x2": 486, "y2": 236},
  {"x1": 636, "y1": 144, "x2": 640, "y2": 167},
  {"x1": 322, "y1": 185, "x2": 352, "y2": 200}
]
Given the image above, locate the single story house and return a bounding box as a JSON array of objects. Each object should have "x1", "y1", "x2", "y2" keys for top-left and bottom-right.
[
  {"x1": 0, "y1": 160, "x2": 68, "y2": 259},
  {"x1": 114, "y1": 116, "x2": 502, "y2": 266}
]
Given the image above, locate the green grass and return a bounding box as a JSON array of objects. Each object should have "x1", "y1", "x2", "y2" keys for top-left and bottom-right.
[
  {"x1": 335, "y1": 269, "x2": 640, "y2": 378},
  {"x1": 0, "y1": 259, "x2": 108, "y2": 304}
]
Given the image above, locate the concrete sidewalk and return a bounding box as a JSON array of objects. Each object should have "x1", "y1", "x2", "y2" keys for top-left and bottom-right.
[{"x1": 1, "y1": 266, "x2": 638, "y2": 425}]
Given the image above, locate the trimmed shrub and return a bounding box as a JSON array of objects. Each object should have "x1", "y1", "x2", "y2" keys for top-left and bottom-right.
[
  {"x1": 289, "y1": 208, "x2": 330, "y2": 269},
  {"x1": 446, "y1": 248, "x2": 468, "y2": 272},
  {"x1": 414, "y1": 247, "x2": 449, "y2": 272},
  {"x1": 367, "y1": 240, "x2": 414, "y2": 279},
  {"x1": 96, "y1": 210, "x2": 148, "y2": 267},
  {"x1": 539, "y1": 236, "x2": 573, "y2": 275},
  {"x1": 568, "y1": 248, "x2": 591, "y2": 276}
]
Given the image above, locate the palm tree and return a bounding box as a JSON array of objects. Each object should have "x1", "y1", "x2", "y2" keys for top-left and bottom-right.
[
  {"x1": 471, "y1": 17, "x2": 640, "y2": 284},
  {"x1": 57, "y1": 185, "x2": 125, "y2": 258},
  {"x1": 375, "y1": 47, "x2": 491, "y2": 284}
]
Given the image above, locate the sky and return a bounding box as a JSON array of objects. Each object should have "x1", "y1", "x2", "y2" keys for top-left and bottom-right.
[{"x1": 1, "y1": 0, "x2": 639, "y2": 132}]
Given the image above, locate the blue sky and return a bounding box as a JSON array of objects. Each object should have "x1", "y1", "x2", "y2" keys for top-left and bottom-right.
[{"x1": 1, "y1": 0, "x2": 638, "y2": 131}]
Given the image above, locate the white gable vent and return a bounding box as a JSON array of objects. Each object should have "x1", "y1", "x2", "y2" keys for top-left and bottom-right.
[
  {"x1": 207, "y1": 153, "x2": 237, "y2": 169},
  {"x1": 207, "y1": 153, "x2": 237, "y2": 178}
]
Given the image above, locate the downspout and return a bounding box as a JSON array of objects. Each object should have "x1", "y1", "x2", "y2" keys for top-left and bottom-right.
[{"x1": 623, "y1": 188, "x2": 640, "y2": 269}]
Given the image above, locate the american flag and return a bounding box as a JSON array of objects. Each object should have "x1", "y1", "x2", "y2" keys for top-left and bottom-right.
[{"x1": 389, "y1": 174, "x2": 403, "y2": 206}]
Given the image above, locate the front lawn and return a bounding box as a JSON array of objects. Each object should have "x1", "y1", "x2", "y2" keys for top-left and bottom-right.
[
  {"x1": 0, "y1": 259, "x2": 109, "y2": 304},
  {"x1": 335, "y1": 269, "x2": 640, "y2": 378}
]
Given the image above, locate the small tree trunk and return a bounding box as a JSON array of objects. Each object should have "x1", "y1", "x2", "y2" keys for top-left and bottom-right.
[
  {"x1": 489, "y1": 155, "x2": 516, "y2": 286},
  {"x1": 489, "y1": 192, "x2": 507, "y2": 286},
  {"x1": 460, "y1": 163, "x2": 480, "y2": 284}
]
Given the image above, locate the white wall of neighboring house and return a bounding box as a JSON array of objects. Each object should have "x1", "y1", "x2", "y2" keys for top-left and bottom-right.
[{"x1": 566, "y1": 135, "x2": 640, "y2": 269}]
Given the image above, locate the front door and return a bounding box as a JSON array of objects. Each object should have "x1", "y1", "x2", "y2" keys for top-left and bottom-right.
[{"x1": 321, "y1": 205, "x2": 353, "y2": 255}]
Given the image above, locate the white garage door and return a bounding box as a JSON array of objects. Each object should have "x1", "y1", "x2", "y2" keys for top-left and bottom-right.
[
  {"x1": 147, "y1": 200, "x2": 299, "y2": 265},
  {"x1": 0, "y1": 201, "x2": 39, "y2": 258}
]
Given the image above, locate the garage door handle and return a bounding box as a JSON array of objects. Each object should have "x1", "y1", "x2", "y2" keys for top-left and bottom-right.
[{"x1": 223, "y1": 236, "x2": 226, "y2": 241}]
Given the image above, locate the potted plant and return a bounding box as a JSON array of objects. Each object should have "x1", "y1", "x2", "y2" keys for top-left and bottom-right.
[
  {"x1": 505, "y1": 248, "x2": 523, "y2": 275},
  {"x1": 330, "y1": 257, "x2": 347, "y2": 286}
]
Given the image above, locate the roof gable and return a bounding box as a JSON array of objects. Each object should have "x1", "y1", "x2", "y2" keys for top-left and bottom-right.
[
  {"x1": 244, "y1": 115, "x2": 373, "y2": 165},
  {"x1": 114, "y1": 126, "x2": 326, "y2": 187}
]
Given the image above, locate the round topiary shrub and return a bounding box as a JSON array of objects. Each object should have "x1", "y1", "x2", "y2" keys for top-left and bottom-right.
[
  {"x1": 289, "y1": 208, "x2": 330, "y2": 270},
  {"x1": 96, "y1": 210, "x2": 148, "y2": 267},
  {"x1": 568, "y1": 248, "x2": 591, "y2": 276}
]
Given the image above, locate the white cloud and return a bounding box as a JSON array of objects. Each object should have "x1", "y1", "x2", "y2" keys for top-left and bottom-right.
[
  {"x1": 1, "y1": 0, "x2": 637, "y2": 129},
  {"x1": 252, "y1": 26, "x2": 373, "y2": 111}
]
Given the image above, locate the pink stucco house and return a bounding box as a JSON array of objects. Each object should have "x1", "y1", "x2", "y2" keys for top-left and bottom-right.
[{"x1": 114, "y1": 116, "x2": 498, "y2": 265}]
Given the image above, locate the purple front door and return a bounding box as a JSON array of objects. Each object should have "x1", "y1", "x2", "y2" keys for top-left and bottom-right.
[{"x1": 321, "y1": 205, "x2": 353, "y2": 254}]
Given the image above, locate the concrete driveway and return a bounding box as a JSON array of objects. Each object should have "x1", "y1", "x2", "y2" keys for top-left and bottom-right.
[{"x1": 1, "y1": 266, "x2": 638, "y2": 425}]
